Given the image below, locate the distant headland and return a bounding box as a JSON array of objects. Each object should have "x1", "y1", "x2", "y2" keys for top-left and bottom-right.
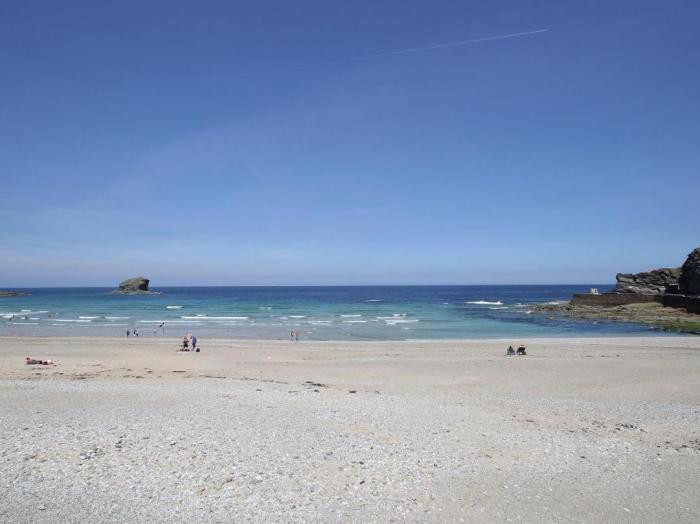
[{"x1": 0, "y1": 291, "x2": 29, "y2": 297}]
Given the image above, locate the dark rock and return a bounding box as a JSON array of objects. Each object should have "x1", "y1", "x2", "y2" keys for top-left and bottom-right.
[
  {"x1": 111, "y1": 277, "x2": 156, "y2": 295},
  {"x1": 0, "y1": 291, "x2": 29, "y2": 297},
  {"x1": 615, "y1": 268, "x2": 680, "y2": 295},
  {"x1": 678, "y1": 247, "x2": 700, "y2": 296}
]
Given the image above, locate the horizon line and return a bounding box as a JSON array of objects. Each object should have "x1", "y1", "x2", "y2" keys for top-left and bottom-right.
[{"x1": 1, "y1": 283, "x2": 614, "y2": 289}]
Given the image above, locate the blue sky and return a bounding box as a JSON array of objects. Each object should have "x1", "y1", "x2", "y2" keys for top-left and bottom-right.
[{"x1": 1, "y1": 0, "x2": 699, "y2": 286}]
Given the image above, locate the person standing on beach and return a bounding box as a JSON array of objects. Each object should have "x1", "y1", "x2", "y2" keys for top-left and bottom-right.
[
  {"x1": 191, "y1": 334, "x2": 197, "y2": 350},
  {"x1": 126, "y1": 330, "x2": 130, "y2": 337}
]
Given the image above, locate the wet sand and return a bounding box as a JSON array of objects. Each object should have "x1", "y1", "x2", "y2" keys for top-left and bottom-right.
[{"x1": 1, "y1": 336, "x2": 699, "y2": 522}]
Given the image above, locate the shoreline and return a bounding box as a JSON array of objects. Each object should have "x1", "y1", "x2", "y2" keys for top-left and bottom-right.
[
  {"x1": 2, "y1": 335, "x2": 699, "y2": 385},
  {"x1": 0, "y1": 326, "x2": 685, "y2": 341}
]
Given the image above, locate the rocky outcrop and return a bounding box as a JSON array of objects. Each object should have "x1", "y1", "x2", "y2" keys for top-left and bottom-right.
[
  {"x1": 679, "y1": 248, "x2": 700, "y2": 296},
  {"x1": 615, "y1": 268, "x2": 681, "y2": 295},
  {"x1": 112, "y1": 277, "x2": 155, "y2": 295},
  {"x1": 540, "y1": 246, "x2": 700, "y2": 332},
  {"x1": 533, "y1": 302, "x2": 700, "y2": 334},
  {"x1": 0, "y1": 291, "x2": 28, "y2": 297}
]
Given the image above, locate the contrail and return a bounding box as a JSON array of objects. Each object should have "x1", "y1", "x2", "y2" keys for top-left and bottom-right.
[
  {"x1": 329, "y1": 29, "x2": 549, "y2": 64},
  {"x1": 236, "y1": 29, "x2": 549, "y2": 78}
]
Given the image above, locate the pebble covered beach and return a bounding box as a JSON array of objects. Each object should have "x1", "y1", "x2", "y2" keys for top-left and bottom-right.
[{"x1": 1, "y1": 336, "x2": 699, "y2": 522}]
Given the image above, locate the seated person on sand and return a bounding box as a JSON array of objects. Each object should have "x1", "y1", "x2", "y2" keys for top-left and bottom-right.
[
  {"x1": 177, "y1": 337, "x2": 189, "y2": 352},
  {"x1": 506, "y1": 345, "x2": 515, "y2": 356},
  {"x1": 26, "y1": 357, "x2": 53, "y2": 365},
  {"x1": 516, "y1": 344, "x2": 527, "y2": 355}
]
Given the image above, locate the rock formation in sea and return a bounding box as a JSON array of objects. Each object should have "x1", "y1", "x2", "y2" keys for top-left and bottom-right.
[
  {"x1": 615, "y1": 268, "x2": 680, "y2": 295},
  {"x1": 0, "y1": 291, "x2": 28, "y2": 297},
  {"x1": 678, "y1": 247, "x2": 700, "y2": 296},
  {"x1": 111, "y1": 277, "x2": 154, "y2": 295}
]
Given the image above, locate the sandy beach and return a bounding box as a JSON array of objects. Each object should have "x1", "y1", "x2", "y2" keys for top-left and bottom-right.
[{"x1": 1, "y1": 336, "x2": 699, "y2": 522}]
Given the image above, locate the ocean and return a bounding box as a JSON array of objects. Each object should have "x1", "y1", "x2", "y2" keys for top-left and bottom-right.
[{"x1": 0, "y1": 285, "x2": 665, "y2": 340}]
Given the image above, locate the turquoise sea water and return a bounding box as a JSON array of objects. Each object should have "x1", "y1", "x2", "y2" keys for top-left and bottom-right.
[{"x1": 0, "y1": 285, "x2": 667, "y2": 340}]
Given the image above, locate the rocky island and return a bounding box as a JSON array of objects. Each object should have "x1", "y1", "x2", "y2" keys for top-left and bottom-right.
[
  {"x1": 111, "y1": 277, "x2": 160, "y2": 295},
  {"x1": 0, "y1": 291, "x2": 28, "y2": 297},
  {"x1": 535, "y1": 247, "x2": 700, "y2": 334}
]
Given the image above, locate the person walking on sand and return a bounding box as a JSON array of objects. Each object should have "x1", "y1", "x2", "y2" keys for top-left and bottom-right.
[
  {"x1": 191, "y1": 334, "x2": 197, "y2": 351},
  {"x1": 126, "y1": 329, "x2": 130, "y2": 337}
]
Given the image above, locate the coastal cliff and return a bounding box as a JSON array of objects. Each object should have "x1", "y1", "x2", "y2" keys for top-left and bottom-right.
[
  {"x1": 678, "y1": 247, "x2": 700, "y2": 295},
  {"x1": 614, "y1": 268, "x2": 680, "y2": 295},
  {"x1": 534, "y1": 247, "x2": 700, "y2": 334}
]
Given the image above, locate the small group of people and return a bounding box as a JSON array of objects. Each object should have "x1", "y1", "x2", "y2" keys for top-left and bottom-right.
[
  {"x1": 26, "y1": 356, "x2": 53, "y2": 365},
  {"x1": 290, "y1": 330, "x2": 300, "y2": 341},
  {"x1": 177, "y1": 333, "x2": 199, "y2": 352},
  {"x1": 126, "y1": 329, "x2": 139, "y2": 337},
  {"x1": 506, "y1": 344, "x2": 527, "y2": 356}
]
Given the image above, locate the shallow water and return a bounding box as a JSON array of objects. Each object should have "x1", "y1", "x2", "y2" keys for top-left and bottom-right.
[{"x1": 0, "y1": 285, "x2": 666, "y2": 340}]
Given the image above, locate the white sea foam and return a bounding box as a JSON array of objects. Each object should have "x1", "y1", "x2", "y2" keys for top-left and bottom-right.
[
  {"x1": 546, "y1": 301, "x2": 567, "y2": 305},
  {"x1": 343, "y1": 320, "x2": 367, "y2": 324},
  {"x1": 21, "y1": 309, "x2": 31, "y2": 312},
  {"x1": 466, "y1": 300, "x2": 503, "y2": 305},
  {"x1": 340, "y1": 314, "x2": 362, "y2": 318},
  {"x1": 54, "y1": 319, "x2": 91, "y2": 323},
  {"x1": 376, "y1": 314, "x2": 407, "y2": 319},
  {"x1": 288, "y1": 315, "x2": 306, "y2": 319},
  {"x1": 30, "y1": 317, "x2": 40, "y2": 320},
  {"x1": 364, "y1": 299, "x2": 382, "y2": 302},
  {"x1": 140, "y1": 320, "x2": 203, "y2": 324},
  {"x1": 309, "y1": 320, "x2": 332, "y2": 325},
  {"x1": 384, "y1": 319, "x2": 419, "y2": 325},
  {"x1": 106, "y1": 316, "x2": 130, "y2": 320},
  {"x1": 488, "y1": 306, "x2": 508, "y2": 310},
  {"x1": 180, "y1": 316, "x2": 248, "y2": 320},
  {"x1": 79, "y1": 316, "x2": 98, "y2": 320},
  {"x1": 12, "y1": 322, "x2": 38, "y2": 325},
  {"x1": 166, "y1": 305, "x2": 183, "y2": 309}
]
